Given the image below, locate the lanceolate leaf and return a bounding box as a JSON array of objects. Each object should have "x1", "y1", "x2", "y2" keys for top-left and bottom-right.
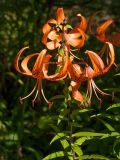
[
  {"x1": 60, "y1": 139, "x2": 69, "y2": 149},
  {"x1": 106, "y1": 103, "x2": 120, "y2": 110},
  {"x1": 50, "y1": 133, "x2": 68, "y2": 144},
  {"x1": 43, "y1": 151, "x2": 65, "y2": 160},
  {"x1": 73, "y1": 144, "x2": 83, "y2": 156},
  {"x1": 98, "y1": 119, "x2": 115, "y2": 131},
  {"x1": 74, "y1": 137, "x2": 91, "y2": 145},
  {"x1": 78, "y1": 154, "x2": 110, "y2": 160},
  {"x1": 57, "y1": 108, "x2": 69, "y2": 125},
  {"x1": 73, "y1": 132, "x2": 108, "y2": 137}
]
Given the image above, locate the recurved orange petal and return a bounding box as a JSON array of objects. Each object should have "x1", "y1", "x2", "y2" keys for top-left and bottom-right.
[
  {"x1": 56, "y1": 8, "x2": 65, "y2": 24},
  {"x1": 86, "y1": 50, "x2": 105, "y2": 73},
  {"x1": 84, "y1": 66, "x2": 96, "y2": 80},
  {"x1": 96, "y1": 19, "x2": 113, "y2": 35},
  {"x1": 68, "y1": 61, "x2": 83, "y2": 81},
  {"x1": 77, "y1": 14, "x2": 87, "y2": 31},
  {"x1": 43, "y1": 50, "x2": 69, "y2": 81},
  {"x1": 46, "y1": 41, "x2": 60, "y2": 50},
  {"x1": 71, "y1": 81, "x2": 84, "y2": 102},
  {"x1": 47, "y1": 30, "x2": 61, "y2": 40},
  {"x1": 21, "y1": 53, "x2": 38, "y2": 75},
  {"x1": 103, "y1": 42, "x2": 115, "y2": 73},
  {"x1": 87, "y1": 11, "x2": 101, "y2": 34},
  {"x1": 14, "y1": 46, "x2": 32, "y2": 76},
  {"x1": 105, "y1": 32, "x2": 120, "y2": 46},
  {"x1": 42, "y1": 19, "x2": 57, "y2": 34},
  {"x1": 32, "y1": 49, "x2": 47, "y2": 78}
]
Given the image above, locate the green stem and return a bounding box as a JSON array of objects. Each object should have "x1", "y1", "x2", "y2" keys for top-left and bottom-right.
[{"x1": 68, "y1": 102, "x2": 76, "y2": 160}]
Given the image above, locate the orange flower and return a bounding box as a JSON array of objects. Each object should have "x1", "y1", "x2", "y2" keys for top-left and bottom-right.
[
  {"x1": 96, "y1": 20, "x2": 120, "y2": 46},
  {"x1": 64, "y1": 14, "x2": 87, "y2": 49},
  {"x1": 68, "y1": 42, "x2": 115, "y2": 103},
  {"x1": 68, "y1": 61, "x2": 84, "y2": 102},
  {"x1": 14, "y1": 47, "x2": 52, "y2": 107},
  {"x1": 42, "y1": 8, "x2": 65, "y2": 34},
  {"x1": 42, "y1": 8, "x2": 65, "y2": 50},
  {"x1": 42, "y1": 8, "x2": 86, "y2": 50},
  {"x1": 84, "y1": 42, "x2": 115, "y2": 101},
  {"x1": 42, "y1": 47, "x2": 69, "y2": 81},
  {"x1": 88, "y1": 12, "x2": 120, "y2": 46},
  {"x1": 64, "y1": 27, "x2": 86, "y2": 49},
  {"x1": 42, "y1": 29, "x2": 62, "y2": 50}
]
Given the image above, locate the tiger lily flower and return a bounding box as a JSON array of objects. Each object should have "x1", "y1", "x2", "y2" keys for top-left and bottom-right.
[
  {"x1": 76, "y1": 14, "x2": 87, "y2": 32},
  {"x1": 96, "y1": 19, "x2": 120, "y2": 46},
  {"x1": 42, "y1": 47, "x2": 69, "y2": 81},
  {"x1": 68, "y1": 60, "x2": 84, "y2": 102},
  {"x1": 14, "y1": 47, "x2": 52, "y2": 107},
  {"x1": 88, "y1": 12, "x2": 120, "y2": 46},
  {"x1": 64, "y1": 14, "x2": 87, "y2": 49},
  {"x1": 68, "y1": 42, "x2": 114, "y2": 103},
  {"x1": 42, "y1": 8, "x2": 65, "y2": 50},
  {"x1": 42, "y1": 8, "x2": 65, "y2": 34},
  {"x1": 84, "y1": 42, "x2": 115, "y2": 101},
  {"x1": 42, "y1": 26, "x2": 86, "y2": 50},
  {"x1": 42, "y1": 8, "x2": 86, "y2": 50}
]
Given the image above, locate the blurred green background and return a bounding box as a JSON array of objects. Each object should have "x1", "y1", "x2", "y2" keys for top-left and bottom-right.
[{"x1": 0, "y1": 0, "x2": 120, "y2": 159}]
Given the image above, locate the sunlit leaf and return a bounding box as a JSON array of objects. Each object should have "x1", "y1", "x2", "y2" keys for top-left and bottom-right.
[
  {"x1": 60, "y1": 139, "x2": 69, "y2": 149},
  {"x1": 98, "y1": 119, "x2": 115, "y2": 131},
  {"x1": 75, "y1": 137, "x2": 91, "y2": 145},
  {"x1": 43, "y1": 151, "x2": 65, "y2": 160},
  {"x1": 73, "y1": 144, "x2": 83, "y2": 156},
  {"x1": 78, "y1": 154, "x2": 110, "y2": 160},
  {"x1": 50, "y1": 133, "x2": 68, "y2": 144},
  {"x1": 57, "y1": 108, "x2": 69, "y2": 124},
  {"x1": 106, "y1": 103, "x2": 120, "y2": 110},
  {"x1": 73, "y1": 132, "x2": 108, "y2": 137},
  {"x1": 24, "y1": 147, "x2": 43, "y2": 160}
]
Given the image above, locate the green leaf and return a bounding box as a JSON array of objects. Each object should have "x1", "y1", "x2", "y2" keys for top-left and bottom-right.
[
  {"x1": 73, "y1": 132, "x2": 108, "y2": 137},
  {"x1": 113, "y1": 138, "x2": 120, "y2": 159},
  {"x1": 78, "y1": 154, "x2": 110, "y2": 160},
  {"x1": 50, "y1": 95, "x2": 64, "y2": 101},
  {"x1": 114, "y1": 73, "x2": 120, "y2": 76},
  {"x1": 24, "y1": 147, "x2": 43, "y2": 160},
  {"x1": 58, "y1": 48, "x2": 64, "y2": 57},
  {"x1": 73, "y1": 144, "x2": 83, "y2": 156},
  {"x1": 75, "y1": 137, "x2": 91, "y2": 145},
  {"x1": 106, "y1": 103, "x2": 120, "y2": 110},
  {"x1": 72, "y1": 108, "x2": 93, "y2": 119},
  {"x1": 104, "y1": 88, "x2": 120, "y2": 92},
  {"x1": 100, "y1": 132, "x2": 120, "y2": 139},
  {"x1": 43, "y1": 151, "x2": 65, "y2": 160},
  {"x1": 0, "y1": 132, "x2": 18, "y2": 141},
  {"x1": 99, "y1": 119, "x2": 115, "y2": 132},
  {"x1": 50, "y1": 133, "x2": 68, "y2": 144},
  {"x1": 65, "y1": 24, "x2": 73, "y2": 29},
  {"x1": 57, "y1": 108, "x2": 69, "y2": 124},
  {"x1": 60, "y1": 139, "x2": 69, "y2": 149}
]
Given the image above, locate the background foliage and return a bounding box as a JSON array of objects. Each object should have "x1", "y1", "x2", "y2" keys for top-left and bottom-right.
[{"x1": 0, "y1": 0, "x2": 120, "y2": 159}]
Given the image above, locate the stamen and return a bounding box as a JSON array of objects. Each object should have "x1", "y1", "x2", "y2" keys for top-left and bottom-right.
[
  {"x1": 70, "y1": 48, "x2": 78, "y2": 52},
  {"x1": 19, "y1": 82, "x2": 38, "y2": 103},
  {"x1": 32, "y1": 90, "x2": 39, "y2": 107},
  {"x1": 87, "y1": 80, "x2": 93, "y2": 101},
  {"x1": 70, "y1": 51, "x2": 80, "y2": 60},
  {"x1": 91, "y1": 79, "x2": 110, "y2": 96},
  {"x1": 98, "y1": 44, "x2": 106, "y2": 57},
  {"x1": 91, "y1": 80, "x2": 101, "y2": 101},
  {"x1": 41, "y1": 83, "x2": 53, "y2": 109}
]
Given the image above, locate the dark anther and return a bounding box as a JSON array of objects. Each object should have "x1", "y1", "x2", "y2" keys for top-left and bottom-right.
[
  {"x1": 60, "y1": 40, "x2": 66, "y2": 45},
  {"x1": 60, "y1": 18, "x2": 67, "y2": 26}
]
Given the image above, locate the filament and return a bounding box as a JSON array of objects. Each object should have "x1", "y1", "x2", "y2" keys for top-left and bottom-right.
[{"x1": 20, "y1": 82, "x2": 38, "y2": 103}]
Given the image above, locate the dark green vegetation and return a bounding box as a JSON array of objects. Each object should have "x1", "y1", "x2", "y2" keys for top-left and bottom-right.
[{"x1": 0, "y1": 0, "x2": 120, "y2": 159}]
